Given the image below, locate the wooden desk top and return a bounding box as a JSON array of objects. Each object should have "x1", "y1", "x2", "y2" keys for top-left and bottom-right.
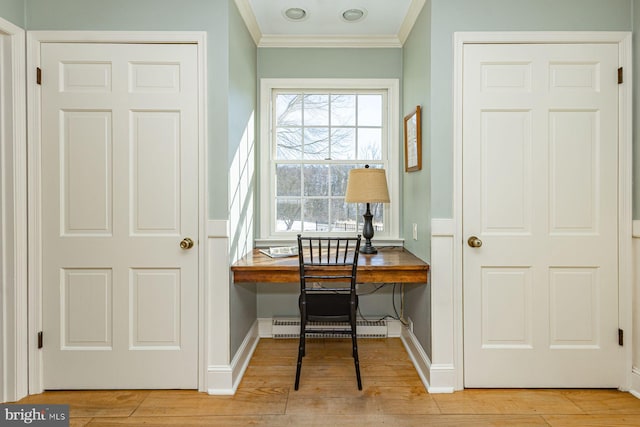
[{"x1": 231, "y1": 247, "x2": 429, "y2": 284}]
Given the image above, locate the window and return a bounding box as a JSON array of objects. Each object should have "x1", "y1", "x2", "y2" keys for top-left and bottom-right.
[{"x1": 259, "y1": 79, "x2": 399, "y2": 242}]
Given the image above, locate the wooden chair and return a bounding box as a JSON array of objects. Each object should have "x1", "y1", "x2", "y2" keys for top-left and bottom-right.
[{"x1": 295, "y1": 234, "x2": 362, "y2": 390}]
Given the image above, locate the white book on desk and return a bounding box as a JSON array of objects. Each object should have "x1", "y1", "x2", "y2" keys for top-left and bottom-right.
[{"x1": 259, "y1": 246, "x2": 298, "y2": 258}]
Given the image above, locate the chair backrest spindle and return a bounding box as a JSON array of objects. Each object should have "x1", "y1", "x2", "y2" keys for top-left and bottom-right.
[{"x1": 297, "y1": 234, "x2": 362, "y2": 292}]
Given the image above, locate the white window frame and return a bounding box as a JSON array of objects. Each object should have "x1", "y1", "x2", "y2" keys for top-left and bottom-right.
[{"x1": 258, "y1": 78, "x2": 400, "y2": 245}]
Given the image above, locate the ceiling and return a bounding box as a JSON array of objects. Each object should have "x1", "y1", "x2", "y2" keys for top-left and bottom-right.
[{"x1": 234, "y1": 0, "x2": 426, "y2": 47}]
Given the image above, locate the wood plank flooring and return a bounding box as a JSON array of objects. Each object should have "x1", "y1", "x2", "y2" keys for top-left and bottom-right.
[{"x1": 15, "y1": 338, "x2": 640, "y2": 426}]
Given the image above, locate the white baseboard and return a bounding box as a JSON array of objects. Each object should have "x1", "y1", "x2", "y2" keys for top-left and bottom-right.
[
  {"x1": 400, "y1": 324, "x2": 431, "y2": 391},
  {"x1": 400, "y1": 325, "x2": 455, "y2": 394},
  {"x1": 429, "y1": 364, "x2": 456, "y2": 393},
  {"x1": 205, "y1": 365, "x2": 233, "y2": 395},
  {"x1": 387, "y1": 319, "x2": 402, "y2": 337},
  {"x1": 258, "y1": 317, "x2": 273, "y2": 337},
  {"x1": 209, "y1": 319, "x2": 449, "y2": 395},
  {"x1": 630, "y1": 368, "x2": 640, "y2": 399},
  {"x1": 207, "y1": 320, "x2": 259, "y2": 395}
]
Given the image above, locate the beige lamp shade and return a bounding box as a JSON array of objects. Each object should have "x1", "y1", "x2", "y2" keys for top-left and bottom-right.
[{"x1": 345, "y1": 168, "x2": 390, "y2": 203}]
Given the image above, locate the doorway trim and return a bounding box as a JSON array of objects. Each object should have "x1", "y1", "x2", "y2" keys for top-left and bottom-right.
[
  {"x1": 451, "y1": 31, "x2": 632, "y2": 390},
  {"x1": 27, "y1": 31, "x2": 208, "y2": 394},
  {"x1": 0, "y1": 16, "x2": 27, "y2": 403}
]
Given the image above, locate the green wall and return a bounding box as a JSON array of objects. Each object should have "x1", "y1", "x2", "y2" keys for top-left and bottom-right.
[
  {"x1": 227, "y1": 0, "x2": 257, "y2": 357},
  {"x1": 26, "y1": 0, "x2": 233, "y2": 220},
  {"x1": 430, "y1": 0, "x2": 633, "y2": 218},
  {"x1": 402, "y1": 1, "x2": 432, "y2": 357},
  {"x1": 256, "y1": 47, "x2": 405, "y2": 320},
  {"x1": 0, "y1": 0, "x2": 24, "y2": 27},
  {"x1": 402, "y1": 4, "x2": 431, "y2": 262},
  {"x1": 635, "y1": 0, "x2": 640, "y2": 219},
  {"x1": 258, "y1": 47, "x2": 403, "y2": 79}
]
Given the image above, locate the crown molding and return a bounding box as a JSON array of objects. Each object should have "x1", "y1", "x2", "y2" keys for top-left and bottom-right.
[
  {"x1": 233, "y1": 0, "x2": 262, "y2": 45},
  {"x1": 398, "y1": 0, "x2": 426, "y2": 44},
  {"x1": 235, "y1": 0, "x2": 421, "y2": 48},
  {"x1": 258, "y1": 34, "x2": 402, "y2": 48}
]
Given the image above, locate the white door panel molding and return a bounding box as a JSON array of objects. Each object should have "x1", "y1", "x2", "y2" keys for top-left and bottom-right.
[
  {"x1": 449, "y1": 31, "x2": 632, "y2": 391},
  {"x1": 27, "y1": 31, "x2": 207, "y2": 393}
]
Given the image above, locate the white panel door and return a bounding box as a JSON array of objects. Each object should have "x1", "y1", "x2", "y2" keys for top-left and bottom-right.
[
  {"x1": 41, "y1": 43, "x2": 199, "y2": 389},
  {"x1": 463, "y1": 43, "x2": 622, "y2": 387}
]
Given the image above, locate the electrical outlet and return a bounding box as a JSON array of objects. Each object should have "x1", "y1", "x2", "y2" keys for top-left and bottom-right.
[{"x1": 412, "y1": 223, "x2": 418, "y2": 240}]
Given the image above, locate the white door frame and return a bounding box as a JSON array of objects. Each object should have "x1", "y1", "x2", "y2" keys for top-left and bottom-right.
[
  {"x1": 452, "y1": 31, "x2": 633, "y2": 390},
  {"x1": 27, "y1": 31, "x2": 208, "y2": 394},
  {"x1": 0, "y1": 16, "x2": 27, "y2": 403}
]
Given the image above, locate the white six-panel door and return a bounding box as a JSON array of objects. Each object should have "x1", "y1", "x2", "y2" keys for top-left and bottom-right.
[
  {"x1": 463, "y1": 43, "x2": 622, "y2": 387},
  {"x1": 41, "y1": 43, "x2": 199, "y2": 389}
]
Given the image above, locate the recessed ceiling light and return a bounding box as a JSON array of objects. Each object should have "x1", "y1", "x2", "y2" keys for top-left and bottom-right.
[
  {"x1": 341, "y1": 8, "x2": 366, "y2": 23},
  {"x1": 283, "y1": 7, "x2": 307, "y2": 21}
]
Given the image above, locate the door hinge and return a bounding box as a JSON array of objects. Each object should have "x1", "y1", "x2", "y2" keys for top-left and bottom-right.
[
  {"x1": 36, "y1": 67, "x2": 42, "y2": 85},
  {"x1": 37, "y1": 331, "x2": 43, "y2": 349},
  {"x1": 618, "y1": 328, "x2": 624, "y2": 346},
  {"x1": 618, "y1": 67, "x2": 623, "y2": 84}
]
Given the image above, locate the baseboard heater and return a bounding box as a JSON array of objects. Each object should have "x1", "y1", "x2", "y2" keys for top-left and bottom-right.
[{"x1": 271, "y1": 317, "x2": 388, "y2": 339}]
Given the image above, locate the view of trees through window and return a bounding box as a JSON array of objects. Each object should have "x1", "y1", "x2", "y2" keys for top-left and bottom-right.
[{"x1": 273, "y1": 91, "x2": 386, "y2": 233}]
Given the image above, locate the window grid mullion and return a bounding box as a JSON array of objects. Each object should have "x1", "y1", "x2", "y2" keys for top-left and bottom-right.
[
  {"x1": 327, "y1": 95, "x2": 333, "y2": 227},
  {"x1": 327, "y1": 93, "x2": 333, "y2": 161},
  {"x1": 354, "y1": 94, "x2": 359, "y2": 160},
  {"x1": 272, "y1": 88, "x2": 388, "y2": 235},
  {"x1": 301, "y1": 93, "x2": 306, "y2": 161}
]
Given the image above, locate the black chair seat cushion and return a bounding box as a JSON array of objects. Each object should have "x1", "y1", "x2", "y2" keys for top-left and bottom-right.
[{"x1": 300, "y1": 293, "x2": 358, "y2": 322}]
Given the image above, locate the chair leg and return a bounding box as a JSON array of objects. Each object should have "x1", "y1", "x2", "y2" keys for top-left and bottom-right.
[
  {"x1": 351, "y1": 320, "x2": 362, "y2": 390},
  {"x1": 294, "y1": 321, "x2": 305, "y2": 390}
]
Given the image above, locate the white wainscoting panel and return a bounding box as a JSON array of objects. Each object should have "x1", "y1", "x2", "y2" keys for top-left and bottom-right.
[
  {"x1": 208, "y1": 320, "x2": 259, "y2": 395},
  {"x1": 205, "y1": 220, "x2": 232, "y2": 394},
  {"x1": 205, "y1": 220, "x2": 260, "y2": 395},
  {"x1": 400, "y1": 325, "x2": 431, "y2": 391},
  {"x1": 429, "y1": 219, "x2": 458, "y2": 392},
  {"x1": 401, "y1": 218, "x2": 458, "y2": 393}
]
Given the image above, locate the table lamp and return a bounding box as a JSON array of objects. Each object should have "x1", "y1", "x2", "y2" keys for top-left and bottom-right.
[{"x1": 345, "y1": 165, "x2": 390, "y2": 254}]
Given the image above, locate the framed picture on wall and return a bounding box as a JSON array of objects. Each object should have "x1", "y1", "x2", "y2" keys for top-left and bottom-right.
[{"x1": 404, "y1": 105, "x2": 422, "y2": 172}]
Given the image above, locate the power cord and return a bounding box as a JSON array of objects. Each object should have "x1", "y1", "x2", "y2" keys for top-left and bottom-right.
[
  {"x1": 356, "y1": 282, "x2": 409, "y2": 326},
  {"x1": 315, "y1": 280, "x2": 410, "y2": 327}
]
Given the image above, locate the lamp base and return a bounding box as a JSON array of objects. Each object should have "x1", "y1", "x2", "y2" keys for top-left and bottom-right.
[
  {"x1": 360, "y1": 242, "x2": 378, "y2": 254},
  {"x1": 360, "y1": 203, "x2": 377, "y2": 254}
]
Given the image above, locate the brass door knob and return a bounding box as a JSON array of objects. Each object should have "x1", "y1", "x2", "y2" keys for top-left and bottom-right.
[
  {"x1": 180, "y1": 238, "x2": 194, "y2": 250},
  {"x1": 467, "y1": 236, "x2": 482, "y2": 248}
]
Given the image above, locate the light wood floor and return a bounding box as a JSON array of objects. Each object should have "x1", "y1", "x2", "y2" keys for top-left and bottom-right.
[{"x1": 16, "y1": 338, "x2": 640, "y2": 426}]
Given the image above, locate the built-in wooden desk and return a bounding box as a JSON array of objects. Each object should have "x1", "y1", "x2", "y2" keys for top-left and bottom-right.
[{"x1": 231, "y1": 247, "x2": 429, "y2": 284}]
